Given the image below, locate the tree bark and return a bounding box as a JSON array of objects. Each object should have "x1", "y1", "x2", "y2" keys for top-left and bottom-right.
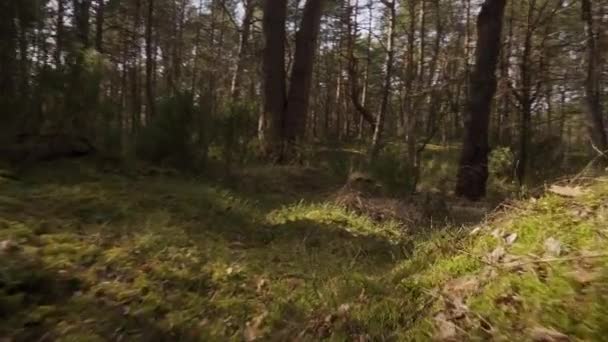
[
  {"x1": 0, "y1": 0, "x2": 17, "y2": 129},
  {"x1": 73, "y1": 0, "x2": 92, "y2": 48},
  {"x1": 55, "y1": 0, "x2": 65, "y2": 66},
  {"x1": 95, "y1": 0, "x2": 105, "y2": 53},
  {"x1": 284, "y1": 0, "x2": 324, "y2": 154},
  {"x1": 230, "y1": 0, "x2": 255, "y2": 100},
  {"x1": 261, "y1": 0, "x2": 288, "y2": 158},
  {"x1": 145, "y1": 0, "x2": 156, "y2": 119},
  {"x1": 369, "y1": 0, "x2": 396, "y2": 161},
  {"x1": 346, "y1": 0, "x2": 375, "y2": 129},
  {"x1": 582, "y1": 0, "x2": 608, "y2": 155},
  {"x1": 455, "y1": 0, "x2": 507, "y2": 200}
]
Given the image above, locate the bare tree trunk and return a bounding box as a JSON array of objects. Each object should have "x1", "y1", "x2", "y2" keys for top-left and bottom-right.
[
  {"x1": 515, "y1": 0, "x2": 534, "y2": 185},
  {"x1": 261, "y1": 0, "x2": 287, "y2": 158},
  {"x1": 0, "y1": 0, "x2": 17, "y2": 134},
  {"x1": 455, "y1": 0, "x2": 507, "y2": 200},
  {"x1": 582, "y1": 0, "x2": 608, "y2": 155},
  {"x1": 55, "y1": 0, "x2": 65, "y2": 66},
  {"x1": 284, "y1": 0, "x2": 324, "y2": 157},
  {"x1": 230, "y1": 0, "x2": 254, "y2": 100},
  {"x1": 370, "y1": 0, "x2": 396, "y2": 161},
  {"x1": 145, "y1": 0, "x2": 155, "y2": 120},
  {"x1": 404, "y1": 0, "x2": 418, "y2": 169},
  {"x1": 73, "y1": 0, "x2": 91, "y2": 48},
  {"x1": 346, "y1": 0, "x2": 375, "y2": 130},
  {"x1": 95, "y1": 0, "x2": 105, "y2": 53}
]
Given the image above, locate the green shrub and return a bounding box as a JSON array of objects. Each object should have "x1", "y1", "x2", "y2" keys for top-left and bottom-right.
[
  {"x1": 211, "y1": 101, "x2": 259, "y2": 167},
  {"x1": 136, "y1": 92, "x2": 201, "y2": 169},
  {"x1": 489, "y1": 146, "x2": 515, "y2": 180}
]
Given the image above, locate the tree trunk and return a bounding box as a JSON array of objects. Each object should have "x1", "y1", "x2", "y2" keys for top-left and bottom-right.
[
  {"x1": 230, "y1": 0, "x2": 254, "y2": 100},
  {"x1": 55, "y1": 0, "x2": 65, "y2": 66},
  {"x1": 284, "y1": 0, "x2": 324, "y2": 156},
  {"x1": 369, "y1": 0, "x2": 396, "y2": 161},
  {"x1": 95, "y1": 0, "x2": 105, "y2": 53},
  {"x1": 261, "y1": 0, "x2": 287, "y2": 158},
  {"x1": 145, "y1": 0, "x2": 156, "y2": 119},
  {"x1": 0, "y1": 0, "x2": 17, "y2": 132},
  {"x1": 582, "y1": 0, "x2": 608, "y2": 155},
  {"x1": 455, "y1": 0, "x2": 507, "y2": 200},
  {"x1": 73, "y1": 0, "x2": 92, "y2": 48}
]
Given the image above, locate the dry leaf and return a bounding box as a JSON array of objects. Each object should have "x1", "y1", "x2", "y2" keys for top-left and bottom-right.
[
  {"x1": 444, "y1": 276, "x2": 479, "y2": 299},
  {"x1": 337, "y1": 304, "x2": 351, "y2": 317},
  {"x1": 434, "y1": 313, "x2": 458, "y2": 341},
  {"x1": 244, "y1": 312, "x2": 268, "y2": 341},
  {"x1": 256, "y1": 278, "x2": 268, "y2": 293},
  {"x1": 549, "y1": 185, "x2": 585, "y2": 198},
  {"x1": 0, "y1": 239, "x2": 20, "y2": 254},
  {"x1": 544, "y1": 238, "x2": 562, "y2": 257},
  {"x1": 568, "y1": 268, "x2": 599, "y2": 285},
  {"x1": 491, "y1": 229, "x2": 503, "y2": 239},
  {"x1": 469, "y1": 227, "x2": 482, "y2": 236},
  {"x1": 505, "y1": 233, "x2": 518, "y2": 245},
  {"x1": 530, "y1": 326, "x2": 570, "y2": 341},
  {"x1": 487, "y1": 246, "x2": 506, "y2": 264}
]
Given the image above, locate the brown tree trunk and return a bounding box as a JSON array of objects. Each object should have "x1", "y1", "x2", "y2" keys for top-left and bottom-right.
[
  {"x1": 346, "y1": 0, "x2": 375, "y2": 129},
  {"x1": 145, "y1": 0, "x2": 156, "y2": 119},
  {"x1": 455, "y1": 0, "x2": 507, "y2": 200},
  {"x1": 73, "y1": 0, "x2": 91, "y2": 48},
  {"x1": 582, "y1": 0, "x2": 608, "y2": 155},
  {"x1": 55, "y1": 0, "x2": 65, "y2": 66},
  {"x1": 95, "y1": 0, "x2": 105, "y2": 53},
  {"x1": 284, "y1": 0, "x2": 324, "y2": 155},
  {"x1": 0, "y1": 0, "x2": 17, "y2": 130},
  {"x1": 230, "y1": 0, "x2": 255, "y2": 100},
  {"x1": 261, "y1": 0, "x2": 287, "y2": 158},
  {"x1": 404, "y1": 0, "x2": 418, "y2": 169},
  {"x1": 369, "y1": 0, "x2": 396, "y2": 161}
]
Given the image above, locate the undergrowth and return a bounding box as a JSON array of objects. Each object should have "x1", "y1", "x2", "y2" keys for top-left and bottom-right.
[{"x1": 1, "y1": 160, "x2": 607, "y2": 340}]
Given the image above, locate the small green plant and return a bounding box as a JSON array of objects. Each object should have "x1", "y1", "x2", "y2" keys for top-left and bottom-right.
[{"x1": 489, "y1": 146, "x2": 515, "y2": 180}]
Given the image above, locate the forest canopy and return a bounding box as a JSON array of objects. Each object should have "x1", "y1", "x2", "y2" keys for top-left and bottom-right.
[{"x1": 1, "y1": 0, "x2": 606, "y2": 196}]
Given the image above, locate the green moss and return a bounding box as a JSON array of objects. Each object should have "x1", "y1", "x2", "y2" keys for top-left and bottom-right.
[{"x1": 3, "y1": 162, "x2": 608, "y2": 341}]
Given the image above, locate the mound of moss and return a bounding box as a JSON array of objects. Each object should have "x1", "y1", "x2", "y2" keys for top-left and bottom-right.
[{"x1": 399, "y1": 178, "x2": 608, "y2": 340}]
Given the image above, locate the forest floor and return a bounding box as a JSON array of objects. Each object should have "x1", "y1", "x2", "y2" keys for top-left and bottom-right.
[{"x1": 1, "y1": 159, "x2": 608, "y2": 341}]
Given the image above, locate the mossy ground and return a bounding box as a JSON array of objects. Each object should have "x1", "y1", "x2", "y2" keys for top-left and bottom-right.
[{"x1": 1, "y1": 160, "x2": 607, "y2": 341}]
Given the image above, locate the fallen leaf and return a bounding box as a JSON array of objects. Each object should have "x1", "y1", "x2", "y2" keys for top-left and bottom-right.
[
  {"x1": 469, "y1": 227, "x2": 482, "y2": 236},
  {"x1": 549, "y1": 185, "x2": 585, "y2": 198},
  {"x1": 505, "y1": 233, "x2": 518, "y2": 245},
  {"x1": 486, "y1": 246, "x2": 506, "y2": 264},
  {"x1": 0, "y1": 239, "x2": 20, "y2": 254},
  {"x1": 544, "y1": 238, "x2": 562, "y2": 257},
  {"x1": 434, "y1": 313, "x2": 458, "y2": 341},
  {"x1": 244, "y1": 312, "x2": 268, "y2": 341},
  {"x1": 443, "y1": 276, "x2": 479, "y2": 299},
  {"x1": 199, "y1": 318, "x2": 210, "y2": 327},
  {"x1": 445, "y1": 297, "x2": 469, "y2": 320},
  {"x1": 256, "y1": 278, "x2": 268, "y2": 293},
  {"x1": 491, "y1": 229, "x2": 503, "y2": 239},
  {"x1": 530, "y1": 326, "x2": 570, "y2": 341},
  {"x1": 337, "y1": 304, "x2": 351, "y2": 317},
  {"x1": 568, "y1": 268, "x2": 599, "y2": 285}
]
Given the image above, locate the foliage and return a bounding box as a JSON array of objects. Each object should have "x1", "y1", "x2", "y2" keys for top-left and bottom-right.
[
  {"x1": 136, "y1": 92, "x2": 201, "y2": 169},
  {"x1": 489, "y1": 146, "x2": 515, "y2": 180}
]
